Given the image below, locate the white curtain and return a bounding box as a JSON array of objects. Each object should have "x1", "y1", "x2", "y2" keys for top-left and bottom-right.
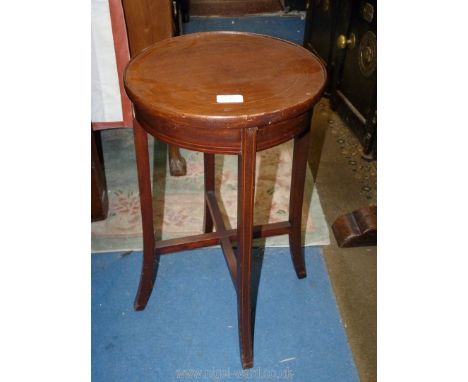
[{"x1": 91, "y1": 0, "x2": 123, "y2": 122}]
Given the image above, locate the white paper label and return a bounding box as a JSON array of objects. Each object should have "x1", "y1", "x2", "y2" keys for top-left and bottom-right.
[{"x1": 216, "y1": 94, "x2": 244, "y2": 103}]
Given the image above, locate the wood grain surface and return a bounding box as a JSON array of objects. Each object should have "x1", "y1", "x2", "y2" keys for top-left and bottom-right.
[{"x1": 124, "y1": 31, "x2": 326, "y2": 130}]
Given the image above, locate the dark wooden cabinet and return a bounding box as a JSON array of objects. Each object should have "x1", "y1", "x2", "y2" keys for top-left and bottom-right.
[
  {"x1": 91, "y1": 130, "x2": 109, "y2": 222},
  {"x1": 303, "y1": 0, "x2": 338, "y2": 72},
  {"x1": 304, "y1": 0, "x2": 376, "y2": 159},
  {"x1": 283, "y1": 0, "x2": 307, "y2": 11}
]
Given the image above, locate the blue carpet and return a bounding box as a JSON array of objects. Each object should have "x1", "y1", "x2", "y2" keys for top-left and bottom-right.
[
  {"x1": 184, "y1": 15, "x2": 306, "y2": 45},
  {"x1": 92, "y1": 247, "x2": 358, "y2": 381}
]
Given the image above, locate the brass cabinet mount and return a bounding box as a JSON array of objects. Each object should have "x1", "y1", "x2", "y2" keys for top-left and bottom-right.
[
  {"x1": 337, "y1": 33, "x2": 356, "y2": 49},
  {"x1": 358, "y1": 31, "x2": 377, "y2": 77},
  {"x1": 362, "y1": 2, "x2": 374, "y2": 23}
]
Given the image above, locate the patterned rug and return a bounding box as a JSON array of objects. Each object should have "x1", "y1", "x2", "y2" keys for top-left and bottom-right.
[
  {"x1": 91, "y1": 129, "x2": 330, "y2": 252},
  {"x1": 322, "y1": 99, "x2": 377, "y2": 203}
]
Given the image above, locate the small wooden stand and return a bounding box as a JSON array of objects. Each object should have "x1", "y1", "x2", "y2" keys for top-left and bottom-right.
[{"x1": 124, "y1": 31, "x2": 326, "y2": 369}]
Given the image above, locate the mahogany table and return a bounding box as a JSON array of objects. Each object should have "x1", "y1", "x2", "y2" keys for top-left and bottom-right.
[{"x1": 124, "y1": 31, "x2": 326, "y2": 369}]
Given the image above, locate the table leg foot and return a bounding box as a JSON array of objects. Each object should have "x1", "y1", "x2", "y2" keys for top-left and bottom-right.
[
  {"x1": 241, "y1": 358, "x2": 254, "y2": 369},
  {"x1": 288, "y1": 235, "x2": 307, "y2": 279},
  {"x1": 134, "y1": 264, "x2": 158, "y2": 311}
]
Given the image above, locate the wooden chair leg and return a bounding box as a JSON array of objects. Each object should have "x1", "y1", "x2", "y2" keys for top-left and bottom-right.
[
  {"x1": 168, "y1": 144, "x2": 187, "y2": 176},
  {"x1": 236, "y1": 127, "x2": 257, "y2": 369},
  {"x1": 133, "y1": 120, "x2": 159, "y2": 311},
  {"x1": 288, "y1": 123, "x2": 312, "y2": 279},
  {"x1": 203, "y1": 153, "x2": 215, "y2": 233}
]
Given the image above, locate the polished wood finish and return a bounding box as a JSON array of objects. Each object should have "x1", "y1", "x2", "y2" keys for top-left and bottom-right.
[
  {"x1": 121, "y1": 0, "x2": 187, "y2": 176},
  {"x1": 125, "y1": 32, "x2": 326, "y2": 132},
  {"x1": 133, "y1": 120, "x2": 159, "y2": 311},
  {"x1": 91, "y1": 130, "x2": 109, "y2": 221},
  {"x1": 124, "y1": 31, "x2": 326, "y2": 368},
  {"x1": 121, "y1": 0, "x2": 174, "y2": 57},
  {"x1": 288, "y1": 121, "x2": 312, "y2": 278},
  {"x1": 206, "y1": 191, "x2": 238, "y2": 288},
  {"x1": 135, "y1": 106, "x2": 312, "y2": 155},
  {"x1": 236, "y1": 127, "x2": 258, "y2": 368},
  {"x1": 332, "y1": 206, "x2": 377, "y2": 248},
  {"x1": 203, "y1": 153, "x2": 215, "y2": 233},
  {"x1": 154, "y1": 221, "x2": 292, "y2": 255}
]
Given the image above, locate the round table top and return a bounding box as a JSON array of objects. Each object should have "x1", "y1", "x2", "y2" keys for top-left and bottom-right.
[{"x1": 124, "y1": 31, "x2": 326, "y2": 129}]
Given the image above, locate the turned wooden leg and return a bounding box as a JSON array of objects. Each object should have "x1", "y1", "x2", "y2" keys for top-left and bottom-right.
[
  {"x1": 203, "y1": 153, "x2": 215, "y2": 233},
  {"x1": 133, "y1": 120, "x2": 159, "y2": 311},
  {"x1": 288, "y1": 120, "x2": 312, "y2": 279},
  {"x1": 237, "y1": 127, "x2": 257, "y2": 369},
  {"x1": 168, "y1": 145, "x2": 187, "y2": 176}
]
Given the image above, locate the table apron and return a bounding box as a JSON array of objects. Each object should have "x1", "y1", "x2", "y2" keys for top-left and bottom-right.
[{"x1": 134, "y1": 108, "x2": 312, "y2": 154}]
